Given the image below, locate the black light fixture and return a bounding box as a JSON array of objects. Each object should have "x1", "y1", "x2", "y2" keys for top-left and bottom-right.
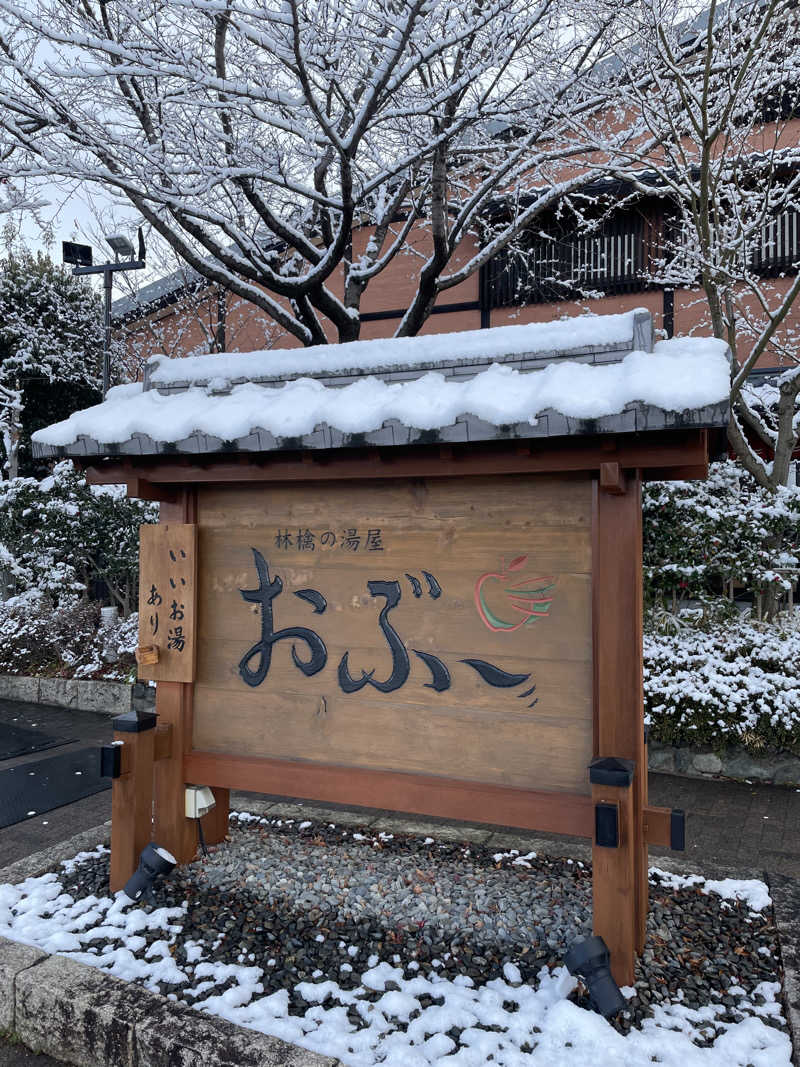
[
  {"x1": 122, "y1": 843, "x2": 177, "y2": 903},
  {"x1": 106, "y1": 232, "x2": 135, "y2": 259},
  {"x1": 62, "y1": 241, "x2": 93, "y2": 267},
  {"x1": 564, "y1": 935, "x2": 626, "y2": 1018},
  {"x1": 62, "y1": 227, "x2": 147, "y2": 398}
]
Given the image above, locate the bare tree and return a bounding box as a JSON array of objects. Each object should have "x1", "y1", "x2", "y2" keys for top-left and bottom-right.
[
  {"x1": 111, "y1": 238, "x2": 282, "y2": 379},
  {"x1": 0, "y1": 0, "x2": 619, "y2": 347},
  {"x1": 575, "y1": 0, "x2": 800, "y2": 489}
]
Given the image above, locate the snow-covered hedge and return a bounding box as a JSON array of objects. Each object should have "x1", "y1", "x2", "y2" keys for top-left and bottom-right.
[
  {"x1": 644, "y1": 617, "x2": 800, "y2": 751},
  {"x1": 0, "y1": 591, "x2": 138, "y2": 680},
  {"x1": 643, "y1": 460, "x2": 800, "y2": 606},
  {"x1": 0, "y1": 460, "x2": 157, "y2": 613}
]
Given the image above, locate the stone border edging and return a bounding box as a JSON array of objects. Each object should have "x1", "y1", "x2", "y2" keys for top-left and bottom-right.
[
  {"x1": 0, "y1": 807, "x2": 796, "y2": 1067},
  {"x1": 0, "y1": 822, "x2": 338, "y2": 1067},
  {"x1": 0, "y1": 676, "x2": 155, "y2": 718},
  {"x1": 649, "y1": 740, "x2": 800, "y2": 787},
  {"x1": 770, "y1": 874, "x2": 800, "y2": 1067}
]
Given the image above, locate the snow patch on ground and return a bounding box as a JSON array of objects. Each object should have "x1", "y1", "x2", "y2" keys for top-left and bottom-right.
[
  {"x1": 0, "y1": 847, "x2": 789, "y2": 1066},
  {"x1": 649, "y1": 868, "x2": 772, "y2": 913}
]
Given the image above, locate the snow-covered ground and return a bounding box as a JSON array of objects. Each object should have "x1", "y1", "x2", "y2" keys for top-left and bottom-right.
[{"x1": 0, "y1": 838, "x2": 791, "y2": 1067}]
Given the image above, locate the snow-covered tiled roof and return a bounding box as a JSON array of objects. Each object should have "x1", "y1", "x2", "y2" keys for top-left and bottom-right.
[
  {"x1": 145, "y1": 309, "x2": 654, "y2": 391},
  {"x1": 31, "y1": 311, "x2": 730, "y2": 460}
]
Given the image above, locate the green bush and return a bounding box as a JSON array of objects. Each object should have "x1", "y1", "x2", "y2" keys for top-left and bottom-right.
[
  {"x1": 0, "y1": 591, "x2": 139, "y2": 680},
  {"x1": 643, "y1": 459, "x2": 800, "y2": 609},
  {"x1": 0, "y1": 460, "x2": 157, "y2": 613}
]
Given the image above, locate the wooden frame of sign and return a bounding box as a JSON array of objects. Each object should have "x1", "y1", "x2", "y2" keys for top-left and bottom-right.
[{"x1": 85, "y1": 427, "x2": 711, "y2": 987}]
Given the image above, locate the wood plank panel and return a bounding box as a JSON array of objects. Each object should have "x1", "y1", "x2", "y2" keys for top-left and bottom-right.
[
  {"x1": 138, "y1": 523, "x2": 198, "y2": 683},
  {"x1": 184, "y1": 751, "x2": 595, "y2": 838},
  {"x1": 193, "y1": 474, "x2": 593, "y2": 796},
  {"x1": 193, "y1": 662, "x2": 593, "y2": 793}
]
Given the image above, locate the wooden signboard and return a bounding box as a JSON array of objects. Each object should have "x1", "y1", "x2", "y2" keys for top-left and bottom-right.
[
  {"x1": 192, "y1": 475, "x2": 593, "y2": 795},
  {"x1": 122, "y1": 460, "x2": 683, "y2": 987},
  {"x1": 137, "y1": 523, "x2": 197, "y2": 683}
]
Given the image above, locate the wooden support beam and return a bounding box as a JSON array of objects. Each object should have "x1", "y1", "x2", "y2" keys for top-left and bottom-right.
[
  {"x1": 80, "y1": 428, "x2": 713, "y2": 489},
  {"x1": 183, "y1": 752, "x2": 595, "y2": 838},
  {"x1": 127, "y1": 477, "x2": 178, "y2": 504},
  {"x1": 201, "y1": 787, "x2": 231, "y2": 847},
  {"x1": 643, "y1": 805, "x2": 672, "y2": 847},
  {"x1": 109, "y1": 711, "x2": 157, "y2": 893},
  {"x1": 591, "y1": 776, "x2": 637, "y2": 987},
  {"x1": 643, "y1": 805, "x2": 685, "y2": 850},
  {"x1": 592, "y1": 472, "x2": 648, "y2": 969},
  {"x1": 151, "y1": 491, "x2": 204, "y2": 865},
  {"x1": 152, "y1": 682, "x2": 197, "y2": 864},
  {"x1": 154, "y1": 723, "x2": 173, "y2": 762},
  {"x1": 599, "y1": 462, "x2": 625, "y2": 495}
]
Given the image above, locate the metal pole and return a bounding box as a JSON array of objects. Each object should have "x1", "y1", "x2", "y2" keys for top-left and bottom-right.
[{"x1": 103, "y1": 268, "x2": 113, "y2": 399}]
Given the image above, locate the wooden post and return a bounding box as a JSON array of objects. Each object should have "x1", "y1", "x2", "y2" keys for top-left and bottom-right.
[
  {"x1": 151, "y1": 491, "x2": 230, "y2": 863},
  {"x1": 592, "y1": 472, "x2": 648, "y2": 983},
  {"x1": 590, "y1": 758, "x2": 637, "y2": 987},
  {"x1": 201, "y1": 787, "x2": 231, "y2": 847},
  {"x1": 109, "y1": 710, "x2": 157, "y2": 893},
  {"x1": 152, "y1": 492, "x2": 199, "y2": 864},
  {"x1": 153, "y1": 682, "x2": 198, "y2": 864}
]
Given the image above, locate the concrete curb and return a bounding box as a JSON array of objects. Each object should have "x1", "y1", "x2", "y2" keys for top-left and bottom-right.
[
  {"x1": 0, "y1": 808, "x2": 791, "y2": 1067},
  {"x1": 0, "y1": 941, "x2": 340, "y2": 1067},
  {"x1": 0, "y1": 825, "x2": 340, "y2": 1066},
  {"x1": 0, "y1": 676, "x2": 156, "y2": 718},
  {"x1": 769, "y1": 874, "x2": 800, "y2": 1067}
]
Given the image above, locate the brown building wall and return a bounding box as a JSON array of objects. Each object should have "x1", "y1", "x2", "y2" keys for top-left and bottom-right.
[{"x1": 117, "y1": 222, "x2": 800, "y2": 376}]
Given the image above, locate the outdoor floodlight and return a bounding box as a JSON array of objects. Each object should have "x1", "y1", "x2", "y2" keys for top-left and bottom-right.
[
  {"x1": 62, "y1": 241, "x2": 93, "y2": 267},
  {"x1": 122, "y1": 843, "x2": 177, "y2": 903},
  {"x1": 564, "y1": 935, "x2": 626, "y2": 1018},
  {"x1": 106, "y1": 232, "x2": 135, "y2": 258}
]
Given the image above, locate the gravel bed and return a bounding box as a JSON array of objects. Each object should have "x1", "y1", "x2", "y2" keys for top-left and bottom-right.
[{"x1": 55, "y1": 810, "x2": 787, "y2": 1046}]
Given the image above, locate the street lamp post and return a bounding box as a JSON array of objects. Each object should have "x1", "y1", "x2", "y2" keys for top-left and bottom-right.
[{"x1": 62, "y1": 230, "x2": 146, "y2": 398}]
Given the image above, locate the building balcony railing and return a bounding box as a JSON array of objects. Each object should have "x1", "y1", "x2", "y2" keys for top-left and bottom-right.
[{"x1": 480, "y1": 208, "x2": 800, "y2": 310}]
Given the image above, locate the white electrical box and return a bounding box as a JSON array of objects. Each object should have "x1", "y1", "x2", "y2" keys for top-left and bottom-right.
[{"x1": 185, "y1": 785, "x2": 216, "y2": 819}]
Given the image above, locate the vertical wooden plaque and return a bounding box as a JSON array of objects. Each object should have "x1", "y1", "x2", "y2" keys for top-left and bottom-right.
[{"x1": 137, "y1": 523, "x2": 198, "y2": 683}]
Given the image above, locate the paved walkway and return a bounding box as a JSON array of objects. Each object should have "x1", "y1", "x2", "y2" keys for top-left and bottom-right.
[
  {"x1": 1, "y1": 697, "x2": 799, "y2": 1064},
  {"x1": 0, "y1": 699, "x2": 112, "y2": 869},
  {"x1": 649, "y1": 766, "x2": 800, "y2": 879}
]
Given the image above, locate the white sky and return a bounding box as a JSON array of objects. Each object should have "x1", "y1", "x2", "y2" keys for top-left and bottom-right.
[{"x1": 6, "y1": 177, "x2": 162, "y2": 295}]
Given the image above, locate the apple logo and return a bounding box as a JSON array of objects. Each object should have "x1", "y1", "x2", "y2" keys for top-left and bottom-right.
[{"x1": 474, "y1": 555, "x2": 556, "y2": 632}]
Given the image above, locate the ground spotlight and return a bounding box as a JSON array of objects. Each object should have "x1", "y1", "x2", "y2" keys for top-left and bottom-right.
[
  {"x1": 564, "y1": 935, "x2": 626, "y2": 1018},
  {"x1": 122, "y1": 843, "x2": 177, "y2": 903}
]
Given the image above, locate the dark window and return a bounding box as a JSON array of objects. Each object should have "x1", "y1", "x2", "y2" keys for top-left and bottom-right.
[{"x1": 482, "y1": 213, "x2": 659, "y2": 310}]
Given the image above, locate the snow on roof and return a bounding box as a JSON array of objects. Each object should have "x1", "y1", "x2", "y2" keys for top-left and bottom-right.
[
  {"x1": 32, "y1": 323, "x2": 730, "y2": 459},
  {"x1": 146, "y1": 309, "x2": 654, "y2": 390}
]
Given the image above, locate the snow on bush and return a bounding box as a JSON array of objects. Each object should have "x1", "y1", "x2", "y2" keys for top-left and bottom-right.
[
  {"x1": 0, "y1": 460, "x2": 157, "y2": 613},
  {"x1": 0, "y1": 590, "x2": 139, "y2": 681},
  {"x1": 644, "y1": 618, "x2": 800, "y2": 751},
  {"x1": 643, "y1": 459, "x2": 800, "y2": 607}
]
